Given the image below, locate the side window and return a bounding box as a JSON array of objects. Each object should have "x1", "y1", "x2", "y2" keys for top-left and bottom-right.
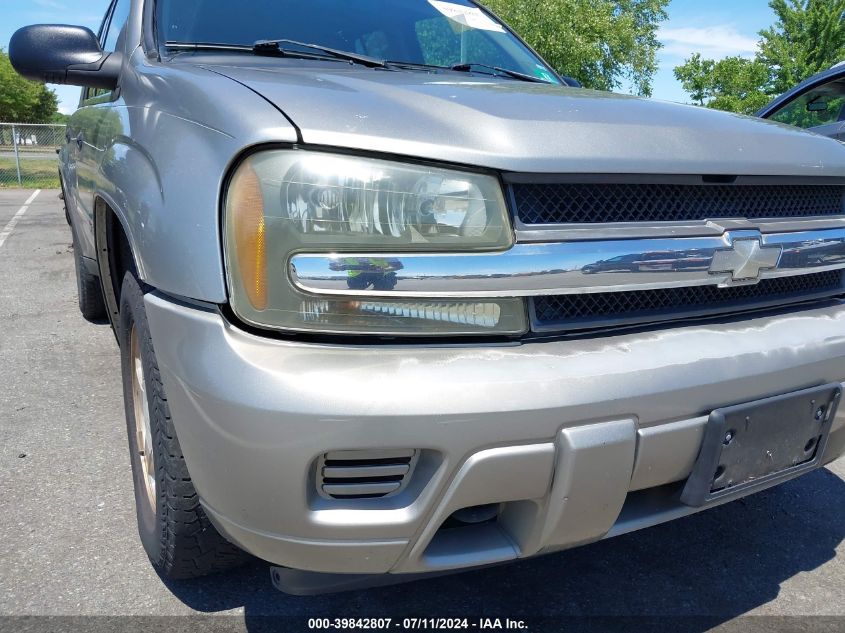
[
  {"x1": 103, "y1": 0, "x2": 132, "y2": 53},
  {"x1": 769, "y1": 79, "x2": 845, "y2": 130},
  {"x1": 96, "y1": 1, "x2": 113, "y2": 47},
  {"x1": 84, "y1": 0, "x2": 130, "y2": 101}
]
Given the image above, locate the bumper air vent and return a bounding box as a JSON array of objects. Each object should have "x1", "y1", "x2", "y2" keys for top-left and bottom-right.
[{"x1": 317, "y1": 449, "x2": 419, "y2": 499}]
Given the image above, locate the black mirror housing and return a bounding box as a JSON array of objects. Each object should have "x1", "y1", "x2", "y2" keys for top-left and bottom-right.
[{"x1": 9, "y1": 25, "x2": 122, "y2": 90}]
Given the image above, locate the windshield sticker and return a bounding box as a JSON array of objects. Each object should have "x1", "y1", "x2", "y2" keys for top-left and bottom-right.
[{"x1": 428, "y1": 1, "x2": 506, "y2": 32}]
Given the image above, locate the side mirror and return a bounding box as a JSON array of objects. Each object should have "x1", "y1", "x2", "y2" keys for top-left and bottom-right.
[{"x1": 9, "y1": 25, "x2": 122, "y2": 90}]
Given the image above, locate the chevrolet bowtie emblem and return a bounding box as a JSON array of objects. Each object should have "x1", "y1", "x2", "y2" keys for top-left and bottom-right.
[{"x1": 710, "y1": 236, "x2": 782, "y2": 282}]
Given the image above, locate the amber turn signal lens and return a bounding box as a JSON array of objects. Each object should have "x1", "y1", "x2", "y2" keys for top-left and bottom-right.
[{"x1": 228, "y1": 162, "x2": 267, "y2": 310}]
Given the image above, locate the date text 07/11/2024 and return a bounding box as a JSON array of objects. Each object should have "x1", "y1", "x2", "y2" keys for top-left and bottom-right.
[{"x1": 307, "y1": 618, "x2": 529, "y2": 630}]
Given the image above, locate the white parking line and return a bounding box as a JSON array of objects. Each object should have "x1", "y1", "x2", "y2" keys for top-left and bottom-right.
[{"x1": 0, "y1": 190, "x2": 41, "y2": 249}]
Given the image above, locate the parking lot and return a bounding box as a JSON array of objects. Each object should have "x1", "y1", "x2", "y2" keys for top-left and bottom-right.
[{"x1": 0, "y1": 188, "x2": 843, "y2": 631}]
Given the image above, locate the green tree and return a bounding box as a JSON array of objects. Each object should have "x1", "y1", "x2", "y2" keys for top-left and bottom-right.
[
  {"x1": 0, "y1": 49, "x2": 60, "y2": 123},
  {"x1": 674, "y1": 54, "x2": 772, "y2": 115},
  {"x1": 486, "y1": 0, "x2": 670, "y2": 95},
  {"x1": 674, "y1": 0, "x2": 845, "y2": 114},
  {"x1": 759, "y1": 0, "x2": 845, "y2": 94},
  {"x1": 673, "y1": 53, "x2": 715, "y2": 105}
]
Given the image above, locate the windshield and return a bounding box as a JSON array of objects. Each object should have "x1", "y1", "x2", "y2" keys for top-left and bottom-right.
[
  {"x1": 766, "y1": 78, "x2": 845, "y2": 131},
  {"x1": 156, "y1": 0, "x2": 560, "y2": 83}
]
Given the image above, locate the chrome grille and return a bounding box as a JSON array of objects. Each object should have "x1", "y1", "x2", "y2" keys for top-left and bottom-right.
[
  {"x1": 532, "y1": 270, "x2": 845, "y2": 333},
  {"x1": 512, "y1": 183, "x2": 845, "y2": 225}
]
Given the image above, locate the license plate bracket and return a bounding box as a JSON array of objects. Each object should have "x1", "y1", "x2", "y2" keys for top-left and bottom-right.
[{"x1": 681, "y1": 383, "x2": 841, "y2": 507}]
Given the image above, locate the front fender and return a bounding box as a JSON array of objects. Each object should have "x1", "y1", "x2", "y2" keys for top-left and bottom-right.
[{"x1": 94, "y1": 108, "x2": 296, "y2": 301}]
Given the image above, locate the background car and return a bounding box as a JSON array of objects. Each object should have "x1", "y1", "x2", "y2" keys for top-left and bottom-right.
[{"x1": 758, "y1": 61, "x2": 845, "y2": 140}]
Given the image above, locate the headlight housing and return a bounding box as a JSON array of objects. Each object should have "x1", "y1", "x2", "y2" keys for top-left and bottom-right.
[{"x1": 223, "y1": 149, "x2": 526, "y2": 336}]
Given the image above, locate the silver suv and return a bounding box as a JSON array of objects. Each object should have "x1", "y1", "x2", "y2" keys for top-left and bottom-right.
[{"x1": 10, "y1": 0, "x2": 845, "y2": 594}]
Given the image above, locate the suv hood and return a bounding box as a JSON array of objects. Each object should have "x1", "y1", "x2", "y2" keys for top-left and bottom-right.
[{"x1": 204, "y1": 63, "x2": 845, "y2": 176}]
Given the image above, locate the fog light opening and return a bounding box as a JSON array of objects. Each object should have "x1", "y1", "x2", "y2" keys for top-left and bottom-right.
[{"x1": 445, "y1": 503, "x2": 500, "y2": 528}]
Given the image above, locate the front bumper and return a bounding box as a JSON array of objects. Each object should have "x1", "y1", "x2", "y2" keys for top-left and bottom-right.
[{"x1": 145, "y1": 294, "x2": 845, "y2": 575}]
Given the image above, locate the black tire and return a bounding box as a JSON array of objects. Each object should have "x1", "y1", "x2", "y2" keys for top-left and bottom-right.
[
  {"x1": 119, "y1": 272, "x2": 248, "y2": 579},
  {"x1": 71, "y1": 226, "x2": 107, "y2": 322},
  {"x1": 59, "y1": 178, "x2": 71, "y2": 225}
]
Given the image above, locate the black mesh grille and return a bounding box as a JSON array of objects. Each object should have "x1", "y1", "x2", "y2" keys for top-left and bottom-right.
[
  {"x1": 512, "y1": 183, "x2": 845, "y2": 225},
  {"x1": 532, "y1": 271, "x2": 844, "y2": 332}
]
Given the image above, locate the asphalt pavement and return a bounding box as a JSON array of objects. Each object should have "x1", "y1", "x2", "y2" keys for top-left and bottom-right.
[{"x1": 0, "y1": 189, "x2": 843, "y2": 631}]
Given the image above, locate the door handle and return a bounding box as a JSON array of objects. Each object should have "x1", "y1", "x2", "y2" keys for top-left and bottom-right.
[{"x1": 68, "y1": 132, "x2": 84, "y2": 148}]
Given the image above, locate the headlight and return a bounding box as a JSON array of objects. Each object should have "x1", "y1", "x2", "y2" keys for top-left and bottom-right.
[{"x1": 223, "y1": 150, "x2": 526, "y2": 335}]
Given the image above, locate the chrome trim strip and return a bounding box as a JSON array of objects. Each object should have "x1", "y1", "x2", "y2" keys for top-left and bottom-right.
[
  {"x1": 322, "y1": 464, "x2": 410, "y2": 479},
  {"x1": 289, "y1": 228, "x2": 845, "y2": 299},
  {"x1": 321, "y1": 482, "x2": 402, "y2": 497},
  {"x1": 514, "y1": 216, "x2": 845, "y2": 242},
  {"x1": 500, "y1": 173, "x2": 845, "y2": 186}
]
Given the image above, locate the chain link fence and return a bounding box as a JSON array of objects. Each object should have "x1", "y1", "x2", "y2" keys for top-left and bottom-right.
[{"x1": 0, "y1": 123, "x2": 66, "y2": 189}]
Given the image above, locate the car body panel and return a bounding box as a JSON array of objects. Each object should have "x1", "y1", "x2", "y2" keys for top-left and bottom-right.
[
  {"x1": 144, "y1": 292, "x2": 845, "y2": 573},
  {"x1": 808, "y1": 121, "x2": 845, "y2": 141},
  {"x1": 201, "y1": 58, "x2": 845, "y2": 176},
  {"x1": 66, "y1": 49, "x2": 298, "y2": 301}
]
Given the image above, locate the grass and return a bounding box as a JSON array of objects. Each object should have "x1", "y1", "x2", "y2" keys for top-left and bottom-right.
[{"x1": 0, "y1": 157, "x2": 60, "y2": 189}]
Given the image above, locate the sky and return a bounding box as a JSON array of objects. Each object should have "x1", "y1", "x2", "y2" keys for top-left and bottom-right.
[
  {"x1": 0, "y1": 0, "x2": 776, "y2": 114},
  {"x1": 651, "y1": 0, "x2": 774, "y2": 102}
]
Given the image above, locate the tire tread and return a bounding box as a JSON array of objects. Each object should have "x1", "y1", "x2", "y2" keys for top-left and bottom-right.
[
  {"x1": 73, "y1": 241, "x2": 106, "y2": 322},
  {"x1": 121, "y1": 273, "x2": 247, "y2": 579}
]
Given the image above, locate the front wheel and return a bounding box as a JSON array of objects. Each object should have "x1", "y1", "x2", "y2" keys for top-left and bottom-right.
[{"x1": 119, "y1": 272, "x2": 248, "y2": 579}]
